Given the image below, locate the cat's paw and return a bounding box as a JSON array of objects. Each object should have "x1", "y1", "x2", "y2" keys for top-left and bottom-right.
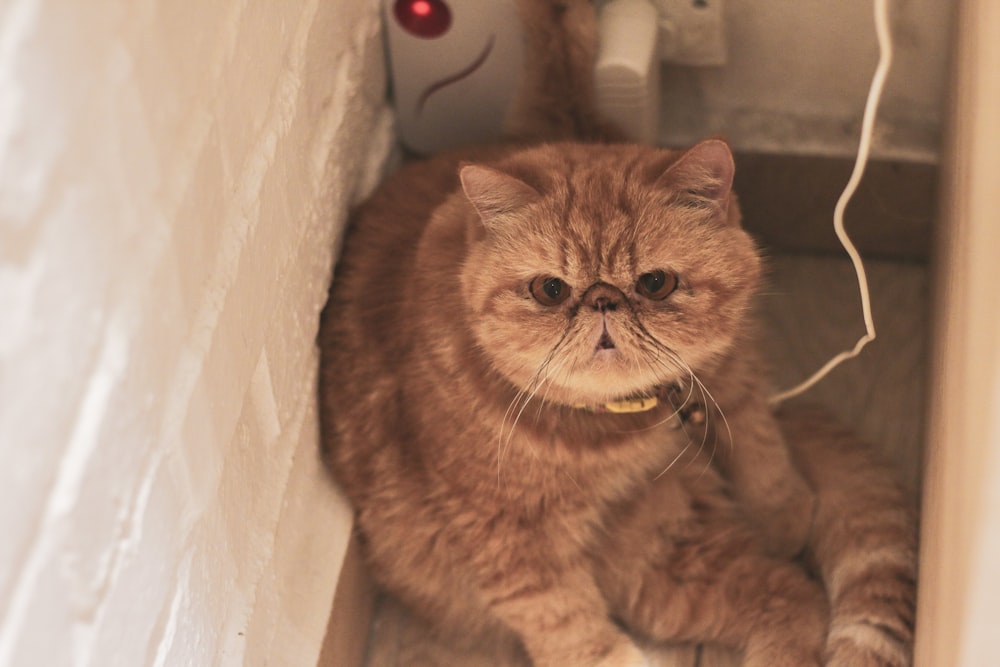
[
  {"x1": 756, "y1": 475, "x2": 816, "y2": 558},
  {"x1": 824, "y1": 620, "x2": 912, "y2": 667},
  {"x1": 825, "y1": 644, "x2": 909, "y2": 667},
  {"x1": 532, "y1": 635, "x2": 648, "y2": 667},
  {"x1": 591, "y1": 640, "x2": 650, "y2": 667}
]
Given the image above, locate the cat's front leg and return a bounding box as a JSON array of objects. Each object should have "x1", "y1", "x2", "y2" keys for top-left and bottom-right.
[
  {"x1": 595, "y1": 471, "x2": 827, "y2": 667},
  {"x1": 494, "y1": 585, "x2": 650, "y2": 667},
  {"x1": 709, "y1": 393, "x2": 817, "y2": 557},
  {"x1": 512, "y1": 610, "x2": 649, "y2": 667},
  {"x1": 476, "y1": 551, "x2": 649, "y2": 667}
]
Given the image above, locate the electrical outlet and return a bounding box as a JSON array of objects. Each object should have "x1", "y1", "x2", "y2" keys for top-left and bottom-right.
[{"x1": 654, "y1": 0, "x2": 726, "y2": 66}]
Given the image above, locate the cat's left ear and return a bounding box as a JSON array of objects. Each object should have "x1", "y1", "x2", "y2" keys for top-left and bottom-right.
[
  {"x1": 656, "y1": 139, "x2": 736, "y2": 222},
  {"x1": 459, "y1": 164, "x2": 541, "y2": 229}
]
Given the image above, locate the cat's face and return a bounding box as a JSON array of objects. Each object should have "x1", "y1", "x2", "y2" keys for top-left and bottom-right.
[{"x1": 459, "y1": 140, "x2": 761, "y2": 406}]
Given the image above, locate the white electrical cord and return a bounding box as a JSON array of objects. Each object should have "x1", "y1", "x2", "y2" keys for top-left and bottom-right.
[{"x1": 770, "y1": 0, "x2": 893, "y2": 406}]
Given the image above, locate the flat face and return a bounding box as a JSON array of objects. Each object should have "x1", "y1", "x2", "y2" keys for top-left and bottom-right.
[
  {"x1": 457, "y1": 143, "x2": 759, "y2": 408},
  {"x1": 384, "y1": 0, "x2": 524, "y2": 153}
]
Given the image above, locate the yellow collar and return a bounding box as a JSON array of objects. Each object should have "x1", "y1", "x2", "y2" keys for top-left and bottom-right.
[
  {"x1": 575, "y1": 384, "x2": 706, "y2": 423},
  {"x1": 577, "y1": 395, "x2": 660, "y2": 414}
]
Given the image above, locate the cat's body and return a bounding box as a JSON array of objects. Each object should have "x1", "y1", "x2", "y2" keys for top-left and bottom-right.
[{"x1": 317, "y1": 2, "x2": 916, "y2": 665}]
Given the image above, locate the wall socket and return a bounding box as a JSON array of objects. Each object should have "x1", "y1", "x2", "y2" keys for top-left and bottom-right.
[{"x1": 654, "y1": 0, "x2": 727, "y2": 66}]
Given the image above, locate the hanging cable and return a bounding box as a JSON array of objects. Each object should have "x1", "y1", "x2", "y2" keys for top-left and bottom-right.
[{"x1": 770, "y1": 0, "x2": 892, "y2": 406}]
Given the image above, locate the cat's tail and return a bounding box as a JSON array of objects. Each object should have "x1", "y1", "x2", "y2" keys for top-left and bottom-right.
[
  {"x1": 507, "y1": 0, "x2": 624, "y2": 142},
  {"x1": 780, "y1": 405, "x2": 918, "y2": 667}
]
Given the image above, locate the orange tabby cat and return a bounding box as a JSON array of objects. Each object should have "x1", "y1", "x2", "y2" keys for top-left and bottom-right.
[{"x1": 317, "y1": 1, "x2": 916, "y2": 665}]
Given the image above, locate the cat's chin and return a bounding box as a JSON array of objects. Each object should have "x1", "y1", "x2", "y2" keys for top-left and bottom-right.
[{"x1": 552, "y1": 369, "x2": 669, "y2": 408}]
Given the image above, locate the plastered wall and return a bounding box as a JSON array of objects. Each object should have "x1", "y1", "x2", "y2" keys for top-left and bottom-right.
[
  {"x1": 659, "y1": 0, "x2": 953, "y2": 161},
  {"x1": 0, "y1": 0, "x2": 393, "y2": 665}
]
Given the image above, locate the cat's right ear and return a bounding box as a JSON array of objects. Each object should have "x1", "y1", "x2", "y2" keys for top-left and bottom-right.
[{"x1": 459, "y1": 164, "x2": 541, "y2": 229}]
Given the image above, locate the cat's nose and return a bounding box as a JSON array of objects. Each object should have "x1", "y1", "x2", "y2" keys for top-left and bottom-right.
[
  {"x1": 593, "y1": 296, "x2": 616, "y2": 312},
  {"x1": 584, "y1": 284, "x2": 622, "y2": 312}
]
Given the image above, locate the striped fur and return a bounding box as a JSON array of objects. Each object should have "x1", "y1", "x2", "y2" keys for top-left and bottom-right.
[{"x1": 783, "y1": 406, "x2": 918, "y2": 666}]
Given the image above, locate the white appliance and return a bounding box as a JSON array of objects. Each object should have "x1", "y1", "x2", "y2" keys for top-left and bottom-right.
[{"x1": 383, "y1": 0, "x2": 661, "y2": 153}]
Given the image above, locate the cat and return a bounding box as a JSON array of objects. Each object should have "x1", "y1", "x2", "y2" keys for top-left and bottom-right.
[{"x1": 317, "y1": 1, "x2": 917, "y2": 665}]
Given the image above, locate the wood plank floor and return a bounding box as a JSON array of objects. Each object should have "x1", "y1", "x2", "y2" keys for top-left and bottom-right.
[
  {"x1": 758, "y1": 253, "x2": 928, "y2": 496},
  {"x1": 360, "y1": 252, "x2": 929, "y2": 667}
]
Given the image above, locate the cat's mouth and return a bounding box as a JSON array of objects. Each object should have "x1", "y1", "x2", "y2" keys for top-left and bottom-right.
[{"x1": 592, "y1": 319, "x2": 621, "y2": 358}]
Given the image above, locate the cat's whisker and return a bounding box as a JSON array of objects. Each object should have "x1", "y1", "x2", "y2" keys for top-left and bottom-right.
[
  {"x1": 520, "y1": 361, "x2": 561, "y2": 433},
  {"x1": 498, "y1": 351, "x2": 559, "y2": 488},
  {"x1": 502, "y1": 392, "x2": 536, "y2": 466},
  {"x1": 637, "y1": 339, "x2": 722, "y2": 472},
  {"x1": 499, "y1": 339, "x2": 572, "y2": 475},
  {"x1": 687, "y1": 378, "x2": 712, "y2": 471},
  {"x1": 534, "y1": 342, "x2": 576, "y2": 422},
  {"x1": 538, "y1": 357, "x2": 576, "y2": 422},
  {"x1": 680, "y1": 367, "x2": 731, "y2": 477},
  {"x1": 653, "y1": 438, "x2": 693, "y2": 481},
  {"x1": 562, "y1": 469, "x2": 584, "y2": 493},
  {"x1": 665, "y1": 359, "x2": 716, "y2": 472},
  {"x1": 498, "y1": 386, "x2": 531, "y2": 490},
  {"x1": 690, "y1": 370, "x2": 733, "y2": 457},
  {"x1": 617, "y1": 352, "x2": 689, "y2": 434},
  {"x1": 619, "y1": 406, "x2": 684, "y2": 434}
]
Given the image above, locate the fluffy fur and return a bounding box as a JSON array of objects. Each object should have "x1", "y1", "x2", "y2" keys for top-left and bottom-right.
[{"x1": 317, "y1": 2, "x2": 916, "y2": 665}]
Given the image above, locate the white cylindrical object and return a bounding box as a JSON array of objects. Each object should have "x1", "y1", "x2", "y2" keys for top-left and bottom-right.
[{"x1": 595, "y1": 0, "x2": 661, "y2": 143}]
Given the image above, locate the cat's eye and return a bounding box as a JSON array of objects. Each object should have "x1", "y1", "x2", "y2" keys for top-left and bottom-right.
[
  {"x1": 529, "y1": 276, "x2": 571, "y2": 306},
  {"x1": 636, "y1": 270, "x2": 678, "y2": 300}
]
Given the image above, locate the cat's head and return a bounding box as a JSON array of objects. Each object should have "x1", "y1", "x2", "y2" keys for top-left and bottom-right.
[{"x1": 458, "y1": 139, "x2": 761, "y2": 406}]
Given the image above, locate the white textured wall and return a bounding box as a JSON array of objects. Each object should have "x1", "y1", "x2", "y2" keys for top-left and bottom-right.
[
  {"x1": 0, "y1": 0, "x2": 393, "y2": 665},
  {"x1": 659, "y1": 0, "x2": 953, "y2": 161}
]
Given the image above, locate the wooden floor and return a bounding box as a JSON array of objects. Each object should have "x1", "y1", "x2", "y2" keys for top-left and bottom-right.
[
  {"x1": 758, "y1": 253, "x2": 928, "y2": 496},
  {"x1": 360, "y1": 251, "x2": 929, "y2": 667}
]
